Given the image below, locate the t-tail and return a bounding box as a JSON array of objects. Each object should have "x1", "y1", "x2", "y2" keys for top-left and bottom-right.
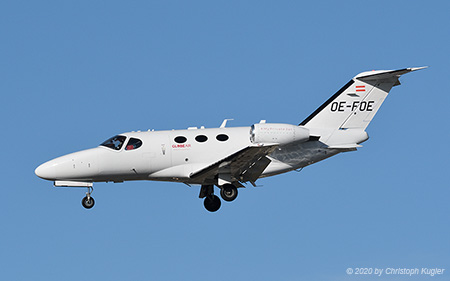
[{"x1": 300, "y1": 67, "x2": 427, "y2": 149}]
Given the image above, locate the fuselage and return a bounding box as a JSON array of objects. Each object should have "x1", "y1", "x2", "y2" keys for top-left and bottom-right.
[{"x1": 35, "y1": 125, "x2": 338, "y2": 185}]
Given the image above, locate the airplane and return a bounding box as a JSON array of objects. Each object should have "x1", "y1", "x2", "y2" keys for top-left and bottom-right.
[{"x1": 35, "y1": 67, "x2": 426, "y2": 212}]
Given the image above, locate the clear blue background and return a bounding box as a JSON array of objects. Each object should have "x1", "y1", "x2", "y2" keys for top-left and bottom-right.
[{"x1": 1, "y1": 1, "x2": 448, "y2": 280}]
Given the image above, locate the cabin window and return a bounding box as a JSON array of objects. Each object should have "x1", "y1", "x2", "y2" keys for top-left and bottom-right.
[
  {"x1": 174, "y1": 136, "x2": 187, "y2": 143},
  {"x1": 195, "y1": 135, "x2": 208, "y2": 143},
  {"x1": 125, "y1": 138, "x2": 143, "y2": 151},
  {"x1": 101, "y1": 135, "x2": 127, "y2": 150},
  {"x1": 216, "y1": 134, "x2": 229, "y2": 142}
]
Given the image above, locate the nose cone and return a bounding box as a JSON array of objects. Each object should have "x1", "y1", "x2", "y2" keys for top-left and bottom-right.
[
  {"x1": 35, "y1": 147, "x2": 101, "y2": 181},
  {"x1": 35, "y1": 161, "x2": 57, "y2": 180}
]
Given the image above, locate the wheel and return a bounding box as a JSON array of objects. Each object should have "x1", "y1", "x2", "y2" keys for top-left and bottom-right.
[
  {"x1": 220, "y1": 184, "x2": 238, "y2": 202},
  {"x1": 203, "y1": 195, "x2": 221, "y2": 212},
  {"x1": 82, "y1": 196, "x2": 95, "y2": 209}
]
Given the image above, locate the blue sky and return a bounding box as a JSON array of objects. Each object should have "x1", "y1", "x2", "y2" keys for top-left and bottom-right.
[{"x1": 1, "y1": 1, "x2": 449, "y2": 280}]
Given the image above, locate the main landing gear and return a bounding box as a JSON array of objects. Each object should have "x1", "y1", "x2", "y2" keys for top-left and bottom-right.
[
  {"x1": 81, "y1": 186, "x2": 95, "y2": 209},
  {"x1": 199, "y1": 184, "x2": 239, "y2": 212},
  {"x1": 220, "y1": 184, "x2": 238, "y2": 202},
  {"x1": 204, "y1": 195, "x2": 221, "y2": 212}
]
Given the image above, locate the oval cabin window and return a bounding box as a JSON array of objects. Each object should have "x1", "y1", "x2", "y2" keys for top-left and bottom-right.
[
  {"x1": 216, "y1": 134, "x2": 229, "y2": 142},
  {"x1": 174, "y1": 136, "x2": 187, "y2": 143},
  {"x1": 195, "y1": 135, "x2": 208, "y2": 143}
]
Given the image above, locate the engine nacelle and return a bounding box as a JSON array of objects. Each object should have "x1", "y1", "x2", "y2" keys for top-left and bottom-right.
[{"x1": 250, "y1": 123, "x2": 310, "y2": 145}]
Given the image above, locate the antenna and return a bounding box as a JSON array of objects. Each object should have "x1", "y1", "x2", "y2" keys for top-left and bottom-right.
[{"x1": 220, "y1": 119, "x2": 234, "y2": 128}]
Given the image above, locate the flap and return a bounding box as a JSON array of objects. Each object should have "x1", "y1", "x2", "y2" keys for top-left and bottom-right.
[{"x1": 189, "y1": 145, "x2": 278, "y2": 184}]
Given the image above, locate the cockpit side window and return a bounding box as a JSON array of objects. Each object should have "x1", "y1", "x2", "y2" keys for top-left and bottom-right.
[
  {"x1": 125, "y1": 138, "x2": 143, "y2": 151},
  {"x1": 101, "y1": 135, "x2": 127, "y2": 150}
]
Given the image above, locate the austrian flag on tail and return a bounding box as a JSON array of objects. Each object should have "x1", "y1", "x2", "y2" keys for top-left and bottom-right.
[{"x1": 355, "y1": 85, "x2": 365, "y2": 92}]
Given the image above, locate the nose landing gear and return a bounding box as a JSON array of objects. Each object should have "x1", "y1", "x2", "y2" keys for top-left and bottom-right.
[{"x1": 81, "y1": 187, "x2": 95, "y2": 209}]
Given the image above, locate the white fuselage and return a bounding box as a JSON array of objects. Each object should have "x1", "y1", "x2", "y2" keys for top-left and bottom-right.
[{"x1": 35, "y1": 125, "x2": 338, "y2": 185}]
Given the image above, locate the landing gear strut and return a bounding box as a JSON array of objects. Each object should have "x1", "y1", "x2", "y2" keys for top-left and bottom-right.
[
  {"x1": 200, "y1": 185, "x2": 221, "y2": 212},
  {"x1": 81, "y1": 187, "x2": 95, "y2": 209}
]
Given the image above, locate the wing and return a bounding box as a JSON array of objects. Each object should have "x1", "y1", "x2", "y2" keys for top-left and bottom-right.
[{"x1": 189, "y1": 145, "x2": 278, "y2": 185}]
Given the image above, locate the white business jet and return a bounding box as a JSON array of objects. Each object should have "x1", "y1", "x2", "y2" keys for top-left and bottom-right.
[{"x1": 35, "y1": 67, "x2": 425, "y2": 212}]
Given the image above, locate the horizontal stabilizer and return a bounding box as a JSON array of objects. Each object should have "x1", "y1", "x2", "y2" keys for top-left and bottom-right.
[
  {"x1": 355, "y1": 66, "x2": 428, "y2": 86},
  {"x1": 327, "y1": 144, "x2": 362, "y2": 149}
]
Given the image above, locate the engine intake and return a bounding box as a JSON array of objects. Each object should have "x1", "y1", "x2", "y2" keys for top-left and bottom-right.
[{"x1": 250, "y1": 123, "x2": 310, "y2": 145}]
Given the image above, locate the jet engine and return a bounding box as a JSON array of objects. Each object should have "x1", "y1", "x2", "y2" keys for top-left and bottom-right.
[{"x1": 250, "y1": 123, "x2": 310, "y2": 145}]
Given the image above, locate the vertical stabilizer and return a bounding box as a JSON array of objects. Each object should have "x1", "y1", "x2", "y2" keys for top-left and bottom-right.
[{"x1": 300, "y1": 67, "x2": 426, "y2": 131}]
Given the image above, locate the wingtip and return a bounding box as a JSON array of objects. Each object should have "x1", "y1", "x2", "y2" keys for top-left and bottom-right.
[{"x1": 409, "y1": 66, "x2": 428, "y2": 72}]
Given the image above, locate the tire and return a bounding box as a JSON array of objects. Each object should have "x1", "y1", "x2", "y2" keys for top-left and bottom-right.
[
  {"x1": 203, "y1": 195, "x2": 221, "y2": 212},
  {"x1": 82, "y1": 196, "x2": 95, "y2": 209},
  {"x1": 220, "y1": 184, "x2": 238, "y2": 202}
]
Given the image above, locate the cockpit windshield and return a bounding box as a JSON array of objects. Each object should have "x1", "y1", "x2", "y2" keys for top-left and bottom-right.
[{"x1": 100, "y1": 135, "x2": 127, "y2": 150}]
